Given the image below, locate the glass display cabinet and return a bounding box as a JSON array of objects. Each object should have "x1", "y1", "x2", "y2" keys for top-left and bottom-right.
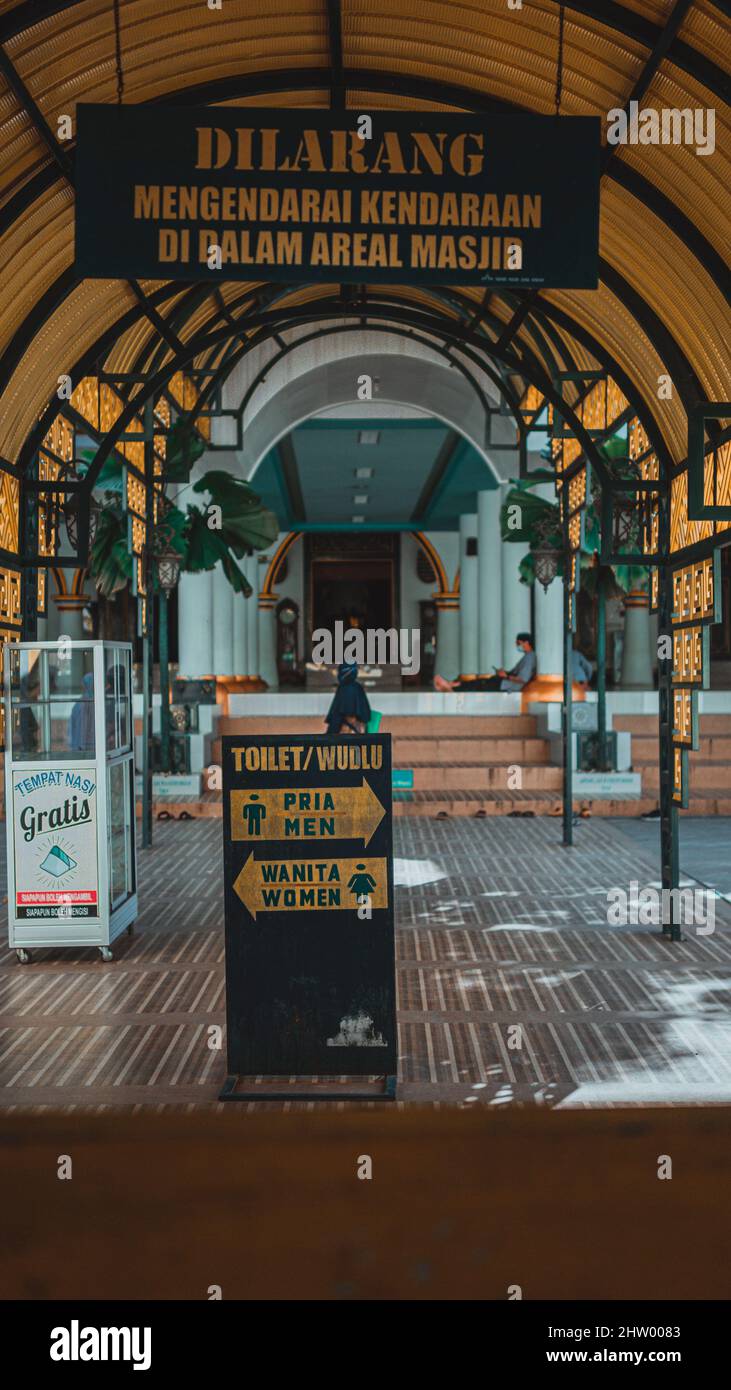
[{"x1": 3, "y1": 641, "x2": 137, "y2": 962}]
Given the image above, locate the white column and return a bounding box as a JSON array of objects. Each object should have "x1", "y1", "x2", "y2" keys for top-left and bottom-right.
[
  {"x1": 50, "y1": 603, "x2": 85, "y2": 644},
  {"x1": 259, "y1": 601, "x2": 278, "y2": 688},
  {"x1": 500, "y1": 481, "x2": 532, "y2": 666},
  {"x1": 620, "y1": 590, "x2": 654, "y2": 689},
  {"x1": 534, "y1": 578, "x2": 564, "y2": 677},
  {"x1": 245, "y1": 555, "x2": 259, "y2": 678},
  {"x1": 212, "y1": 564, "x2": 234, "y2": 676},
  {"x1": 436, "y1": 602, "x2": 460, "y2": 679},
  {"x1": 178, "y1": 569, "x2": 213, "y2": 676},
  {"x1": 232, "y1": 586, "x2": 248, "y2": 675},
  {"x1": 459, "y1": 512, "x2": 479, "y2": 676},
  {"x1": 477, "y1": 488, "x2": 502, "y2": 672},
  {"x1": 534, "y1": 482, "x2": 564, "y2": 679}
]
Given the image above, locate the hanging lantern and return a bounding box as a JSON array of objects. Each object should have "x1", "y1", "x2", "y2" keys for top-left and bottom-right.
[
  {"x1": 533, "y1": 546, "x2": 561, "y2": 591},
  {"x1": 612, "y1": 493, "x2": 640, "y2": 551},
  {"x1": 154, "y1": 544, "x2": 182, "y2": 595},
  {"x1": 153, "y1": 505, "x2": 183, "y2": 594},
  {"x1": 63, "y1": 487, "x2": 99, "y2": 553},
  {"x1": 532, "y1": 512, "x2": 562, "y2": 591}
]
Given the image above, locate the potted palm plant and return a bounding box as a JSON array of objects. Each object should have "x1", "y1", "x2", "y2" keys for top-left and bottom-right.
[{"x1": 83, "y1": 453, "x2": 278, "y2": 768}]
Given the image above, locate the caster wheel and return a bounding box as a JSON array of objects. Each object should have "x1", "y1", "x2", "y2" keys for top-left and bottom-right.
[
  {"x1": 16, "y1": 948, "x2": 30, "y2": 964},
  {"x1": 99, "y1": 947, "x2": 113, "y2": 962}
]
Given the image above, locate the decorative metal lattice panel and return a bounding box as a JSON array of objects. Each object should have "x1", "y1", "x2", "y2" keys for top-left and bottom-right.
[{"x1": 669, "y1": 552, "x2": 720, "y2": 806}]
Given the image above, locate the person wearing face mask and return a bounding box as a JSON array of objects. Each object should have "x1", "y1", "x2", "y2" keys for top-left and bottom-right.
[{"x1": 434, "y1": 632, "x2": 537, "y2": 693}]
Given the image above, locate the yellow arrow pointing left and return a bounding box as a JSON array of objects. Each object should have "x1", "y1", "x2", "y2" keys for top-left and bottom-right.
[{"x1": 233, "y1": 852, "x2": 388, "y2": 921}]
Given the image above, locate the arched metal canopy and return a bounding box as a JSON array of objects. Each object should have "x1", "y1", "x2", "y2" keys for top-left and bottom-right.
[{"x1": 0, "y1": 0, "x2": 728, "y2": 479}]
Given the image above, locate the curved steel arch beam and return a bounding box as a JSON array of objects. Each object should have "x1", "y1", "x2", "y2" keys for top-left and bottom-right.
[
  {"x1": 0, "y1": 265, "x2": 77, "y2": 397},
  {"x1": 0, "y1": 58, "x2": 724, "y2": 403},
  {"x1": 64, "y1": 299, "x2": 615, "y2": 496},
  {"x1": 234, "y1": 324, "x2": 495, "y2": 425},
  {"x1": 0, "y1": 276, "x2": 185, "y2": 406},
  {"x1": 138, "y1": 281, "x2": 285, "y2": 370},
  {"x1": 381, "y1": 282, "x2": 574, "y2": 385},
  {"x1": 418, "y1": 279, "x2": 674, "y2": 479},
  {"x1": 14, "y1": 264, "x2": 667, "y2": 490},
  {"x1": 526, "y1": 297, "x2": 675, "y2": 478},
  {"x1": 1, "y1": 68, "x2": 721, "y2": 475},
  {"x1": 598, "y1": 257, "x2": 706, "y2": 411},
  {"x1": 15, "y1": 280, "x2": 193, "y2": 471},
  {"x1": 184, "y1": 303, "x2": 531, "y2": 456},
  {"x1": 427, "y1": 286, "x2": 594, "y2": 432},
  {"x1": 178, "y1": 321, "x2": 527, "y2": 475},
  {"x1": 610, "y1": 161, "x2": 729, "y2": 306},
  {"x1": 1, "y1": 1, "x2": 727, "y2": 103}
]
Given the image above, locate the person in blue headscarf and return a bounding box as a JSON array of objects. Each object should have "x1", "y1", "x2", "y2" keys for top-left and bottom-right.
[
  {"x1": 324, "y1": 662, "x2": 371, "y2": 737},
  {"x1": 68, "y1": 672, "x2": 96, "y2": 754}
]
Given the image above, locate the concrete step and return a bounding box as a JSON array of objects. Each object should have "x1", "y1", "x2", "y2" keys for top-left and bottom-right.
[
  {"x1": 614, "y1": 714, "x2": 731, "y2": 734},
  {"x1": 129, "y1": 789, "x2": 731, "y2": 820},
  {"x1": 408, "y1": 764, "x2": 562, "y2": 790},
  {"x1": 209, "y1": 733, "x2": 551, "y2": 767},
  {"x1": 218, "y1": 714, "x2": 539, "y2": 737},
  {"x1": 391, "y1": 737, "x2": 550, "y2": 764},
  {"x1": 631, "y1": 736, "x2": 731, "y2": 763},
  {"x1": 640, "y1": 762, "x2": 731, "y2": 790}
]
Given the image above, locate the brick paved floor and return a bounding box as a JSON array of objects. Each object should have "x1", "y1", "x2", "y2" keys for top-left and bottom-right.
[
  {"x1": 614, "y1": 815, "x2": 731, "y2": 899},
  {"x1": 2, "y1": 817, "x2": 731, "y2": 1111}
]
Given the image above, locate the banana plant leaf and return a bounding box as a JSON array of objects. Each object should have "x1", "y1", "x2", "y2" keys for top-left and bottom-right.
[
  {"x1": 192, "y1": 470, "x2": 279, "y2": 552},
  {"x1": 183, "y1": 507, "x2": 252, "y2": 594},
  {"x1": 500, "y1": 486, "x2": 561, "y2": 546},
  {"x1": 153, "y1": 503, "x2": 188, "y2": 558},
  {"x1": 90, "y1": 506, "x2": 133, "y2": 596},
  {"x1": 75, "y1": 448, "x2": 125, "y2": 496},
  {"x1": 513, "y1": 467, "x2": 556, "y2": 487},
  {"x1": 164, "y1": 419, "x2": 206, "y2": 483},
  {"x1": 613, "y1": 564, "x2": 649, "y2": 593},
  {"x1": 87, "y1": 467, "x2": 276, "y2": 603}
]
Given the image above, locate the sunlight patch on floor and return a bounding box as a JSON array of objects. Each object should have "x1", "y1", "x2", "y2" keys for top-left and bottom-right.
[{"x1": 393, "y1": 857, "x2": 447, "y2": 887}]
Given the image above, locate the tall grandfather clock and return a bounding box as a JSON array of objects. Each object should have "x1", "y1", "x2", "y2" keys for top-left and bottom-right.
[{"x1": 276, "y1": 597, "x2": 301, "y2": 685}]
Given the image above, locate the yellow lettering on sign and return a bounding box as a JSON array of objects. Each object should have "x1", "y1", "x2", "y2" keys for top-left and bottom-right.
[
  {"x1": 230, "y1": 779, "x2": 385, "y2": 846},
  {"x1": 233, "y1": 854, "x2": 388, "y2": 919}
]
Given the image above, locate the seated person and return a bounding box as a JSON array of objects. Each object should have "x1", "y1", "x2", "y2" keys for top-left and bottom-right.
[
  {"x1": 434, "y1": 632, "x2": 536, "y2": 692},
  {"x1": 572, "y1": 646, "x2": 593, "y2": 690},
  {"x1": 324, "y1": 661, "x2": 371, "y2": 736}
]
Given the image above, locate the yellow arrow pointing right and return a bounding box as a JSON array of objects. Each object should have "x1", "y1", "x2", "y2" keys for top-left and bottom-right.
[{"x1": 230, "y1": 777, "x2": 385, "y2": 847}]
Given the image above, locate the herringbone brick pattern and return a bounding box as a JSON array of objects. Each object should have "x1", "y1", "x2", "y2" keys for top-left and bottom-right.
[{"x1": 2, "y1": 818, "x2": 730, "y2": 1110}]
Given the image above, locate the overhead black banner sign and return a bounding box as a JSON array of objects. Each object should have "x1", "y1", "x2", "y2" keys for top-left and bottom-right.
[
  {"x1": 221, "y1": 734, "x2": 397, "y2": 1093},
  {"x1": 75, "y1": 105, "x2": 600, "y2": 288}
]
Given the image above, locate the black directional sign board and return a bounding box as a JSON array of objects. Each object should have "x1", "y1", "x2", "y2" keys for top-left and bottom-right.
[
  {"x1": 221, "y1": 734, "x2": 396, "y2": 1092},
  {"x1": 75, "y1": 105, "x2": 600, "y2": 288}
]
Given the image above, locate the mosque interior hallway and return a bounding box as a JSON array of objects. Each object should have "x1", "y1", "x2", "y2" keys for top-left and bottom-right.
[{"x1": 2, "y1": 816, "x2": 730, "y2": 1110}]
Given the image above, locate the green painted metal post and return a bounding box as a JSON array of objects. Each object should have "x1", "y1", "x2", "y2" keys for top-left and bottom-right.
[
  {"x1": 562, "y1": 571, "x2": 573, "y2": 847},
  {"x1": 141, "y1": 400, "x2": 155, "y2": 849},
  {"x1": 596, "y1": 566, "x2": 608, "y2": 768},
  {"x1": 159, "y1": 590, "x2": 170, "y2": 774},
  {"x1": 658, "y1": 555, "x2": 680, "y2": 941}
]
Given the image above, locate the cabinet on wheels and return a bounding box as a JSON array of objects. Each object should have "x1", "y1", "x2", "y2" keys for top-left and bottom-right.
[{"x1": 3, "y1": 641, "x2": 137, "y2": 962}]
